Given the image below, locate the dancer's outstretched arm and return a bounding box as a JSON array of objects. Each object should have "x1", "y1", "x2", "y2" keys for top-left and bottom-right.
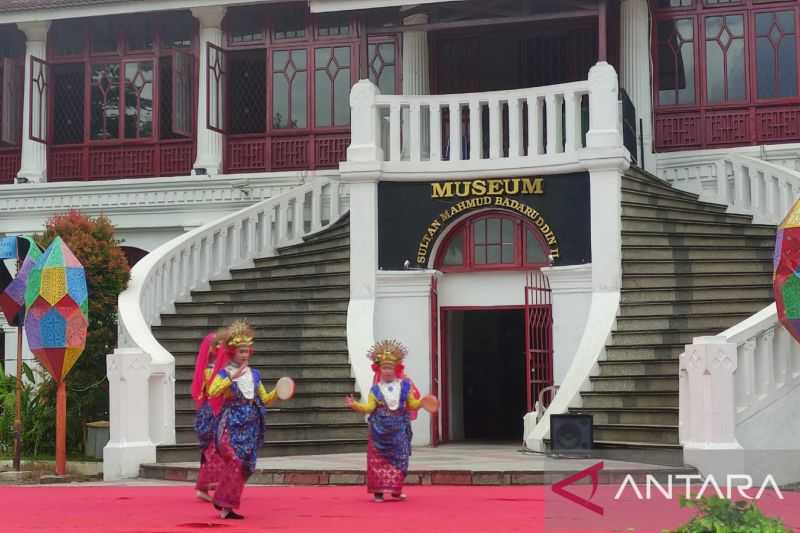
[
  {"x1": 258, "y1": 383, "x2": 278, "y2": 406},
  {"x1": 347, "y1": 393, "x2": 377, "y2": 414}
]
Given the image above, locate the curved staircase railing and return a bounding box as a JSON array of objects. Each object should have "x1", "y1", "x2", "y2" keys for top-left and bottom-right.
[
  {"x1": 104, "y1": 177, "x2": 348, "y2": 480},
  {"x1": 661, "y1": 153, "x2": 800, "y2": 225}
]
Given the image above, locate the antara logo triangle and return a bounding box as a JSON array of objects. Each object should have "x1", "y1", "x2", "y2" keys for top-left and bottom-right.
[{"x1": 551, "y1": 461, "x2": 605, "y2": 516}]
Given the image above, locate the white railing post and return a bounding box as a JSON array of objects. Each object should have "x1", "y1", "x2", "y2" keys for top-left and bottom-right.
[
  {"x1": 586, "y1": 62, "x2": 621, "y2": 150},
  {"x1": 681, "y1": 336, "x2": 740, "y2": 448},
  {"x1": 347, "y1": 80, "x2": 383, "y2": 163}
]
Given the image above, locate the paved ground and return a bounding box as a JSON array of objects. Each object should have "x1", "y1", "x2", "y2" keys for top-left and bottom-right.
[{"x1": 143, "y1": 443, "x2": 693, "y2": 486}]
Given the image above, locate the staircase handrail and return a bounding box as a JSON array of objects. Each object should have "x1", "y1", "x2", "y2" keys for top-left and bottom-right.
[{"x1": 112, "y1": 177, "x2": 347, "y2": 451}]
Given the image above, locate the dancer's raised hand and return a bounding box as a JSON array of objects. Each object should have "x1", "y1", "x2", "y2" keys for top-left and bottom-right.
[{"x1": 344, "y1": 395, "x2": 355, "y2": 408}]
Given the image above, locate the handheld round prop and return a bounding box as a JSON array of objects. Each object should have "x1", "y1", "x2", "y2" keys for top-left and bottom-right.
[
  {"x1": 420, "y1": 395, "x2": 439, "y2": 413},
  {"x1": 276, "y1": 376, "x2": 296, "y2": 400}
]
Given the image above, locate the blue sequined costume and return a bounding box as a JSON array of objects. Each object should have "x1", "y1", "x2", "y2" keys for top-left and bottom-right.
[
  {"x1": 214, "y1": 368, "x2": 268, "y2": 474},
  {"x1": 369, "y1": 379, "x2": 413, "y2": 474}
]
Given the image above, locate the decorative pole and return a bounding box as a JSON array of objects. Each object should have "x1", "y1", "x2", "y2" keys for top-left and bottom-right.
[{"x1": 13, "y1": 323, "x2": 22, "y2": 471}]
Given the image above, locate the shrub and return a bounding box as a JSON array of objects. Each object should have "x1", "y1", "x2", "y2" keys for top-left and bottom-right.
[
  {"x1": 0, "y1": 364, "x2": 56, "y2": 456},
  {"x1": 664, "y1": 496, "x2": 790, "y2": 533},
  {"x1": 33, "y1": 211, "x2": 130, "y2": 452}
]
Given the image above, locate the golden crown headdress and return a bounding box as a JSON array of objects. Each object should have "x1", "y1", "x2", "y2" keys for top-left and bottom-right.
[
  {"x1": 367, "y1": 339, "x2": 408, "y2": 365},
  {"x1": 226, "y1": 320, "x2": 254, "y2": 347}
]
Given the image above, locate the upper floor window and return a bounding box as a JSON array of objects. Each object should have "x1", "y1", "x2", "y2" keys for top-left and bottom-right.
[
  {"x1": 0, "y1": 28, "x2": 24, "y2": 149},
  {"x1": 435, "y1": 212, "x2": 550, "y2": 272},
  {"x1": 218, "y1": 5, "x2": 400, "y2": 173},
  {"x1": 46, "y1": 12, "x2": 196, "y2": 146},
  {"x1": 653, "y1": 0, "x2": 800, "y2": 150}
]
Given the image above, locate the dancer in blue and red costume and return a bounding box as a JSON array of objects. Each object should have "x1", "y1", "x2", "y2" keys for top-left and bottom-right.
[
  {"x1": 191, "y1": 329, "x2": 227, "y2": 502},
  {"x1": 206, "y1": 320, "x2": 282, "y2": 519},
  {"x1": 345, "y1": 339, "x2": 438, "y2": 502}
]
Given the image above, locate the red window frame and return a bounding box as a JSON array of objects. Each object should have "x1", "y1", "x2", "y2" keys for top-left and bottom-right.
[
  {"x1": 220, "y1": 5, "x2": 400, "y2": 173},
  {"x1": 652, "y1": 0, "x2": 800, "y2": 151},
  {"x1": 433, "y1": 210, "x2": 552, "y2": 273},
  {"x1": 43, "y1": 14, "x2": 199, "y2": 180}
]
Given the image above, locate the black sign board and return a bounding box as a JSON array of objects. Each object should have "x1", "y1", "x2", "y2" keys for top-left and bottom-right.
[{"x1": 377, "y1": 173, "x2": 591, "y2": 270}]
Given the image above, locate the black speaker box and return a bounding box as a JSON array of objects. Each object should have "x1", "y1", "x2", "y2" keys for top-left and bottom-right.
[{"x1": 550, "y1": 414, "x2": 593, "y2": 457}]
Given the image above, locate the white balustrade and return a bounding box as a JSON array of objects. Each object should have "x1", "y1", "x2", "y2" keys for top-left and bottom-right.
[
  {"x1": 680, "y1": 305, "x2": 800, "y2": 449},
  {"x1": 660, "y1": 154, "x2": 800, "y2": 225},
  {"x1": 105, "y1": 177, "x2": 348, "y2": 480},
  {"x1": 346, "y1": 62, "x2": 624, "y2": 176}
]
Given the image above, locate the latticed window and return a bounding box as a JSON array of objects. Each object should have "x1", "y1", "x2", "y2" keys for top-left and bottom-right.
[
  {"x1": 653, "y1": 0, "x2": 800, "y2": 151},
  {"x1": 0, "y1": 26, "x2": 24, "y2": 184},
  {"x1": 40, "y1": 12, "x2": 197, "y2": 181},
  {"x1": 216, "y1": 5, "x2": 399, "y2": 173},
  {"x1": 435, "y1": 212, "x2": 550, "y2": 272}
]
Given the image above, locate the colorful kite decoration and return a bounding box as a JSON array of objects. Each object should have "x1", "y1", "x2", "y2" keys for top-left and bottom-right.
[
  {"x1": 23, "y1": 236, "x2": 89, "y2": 382},
  {"x1": 0, "y1": 236, "x2": 42, "y2": 326},
  {"x1": 774, "y1": 199, "x2": 800, "y2": 343}
]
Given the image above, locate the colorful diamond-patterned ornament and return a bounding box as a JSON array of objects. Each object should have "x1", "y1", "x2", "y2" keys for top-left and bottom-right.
[
  {"x1": 774, "y1": 198, "x2": 800, "y2": 343},
  {"x1": 0, "y1": 236, "x2": 42, "y2": 326},
  {"x1": 23, "y1": 237, "x2": 88, "y2": 382}
]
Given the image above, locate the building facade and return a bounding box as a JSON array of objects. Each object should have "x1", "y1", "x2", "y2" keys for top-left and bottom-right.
[{"x1": 0, "y1": 0, "x2": 798, "y2": 481}]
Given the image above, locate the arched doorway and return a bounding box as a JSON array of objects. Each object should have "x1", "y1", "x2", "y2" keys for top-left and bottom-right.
[
  {"x1": 121, "y1": 246, "x2": 149, "y2": 269},
  {"x1": 431, "y1": 210, "x2": 553, "y2": 443}
]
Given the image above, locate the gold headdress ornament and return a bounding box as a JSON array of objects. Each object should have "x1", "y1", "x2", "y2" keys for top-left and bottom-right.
[
  {"x1": 226, "y1": 320, "x2": 255, "y2": 347},
  {"x1": 367, "y1": 339, "x2": 408, "y2": 366}
]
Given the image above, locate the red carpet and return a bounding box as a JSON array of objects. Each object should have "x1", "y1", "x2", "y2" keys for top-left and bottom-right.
[
  {"x1": 1, "y1": 486, "x2": 543, "y2": 533},
  {"x1": 3, "y1": 485, "x2": 799, "y2": 532}
]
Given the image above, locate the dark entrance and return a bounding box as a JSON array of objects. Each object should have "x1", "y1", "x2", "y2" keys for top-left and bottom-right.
[{"x1": 446, "y1": 309, "x2": 526, "y2": 442}]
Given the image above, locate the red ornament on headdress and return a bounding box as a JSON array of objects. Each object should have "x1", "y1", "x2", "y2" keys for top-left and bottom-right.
[{"x1": 191, "y1": 333, "x2": 217, "y2": 409}]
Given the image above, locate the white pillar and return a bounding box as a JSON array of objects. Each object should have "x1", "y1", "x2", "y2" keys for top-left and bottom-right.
[
  {"x1": 192, "y1": 6, "x2": 226, "y2": 177},
  {"x1": 401, "y1": 13, "x2": 430, "y2": 160},
  {"x1": 620, "y1": 0, "x2": 654, "y2": 170},
  {"x1": 103, "y1": 348, "x2": 156, "y2": 480},
  {"x1": 402, "y1": 13, "x2": 430, "y2": 96},
  {"x1": 16, "y1": 21, "x2": 50, "y2": 183}
]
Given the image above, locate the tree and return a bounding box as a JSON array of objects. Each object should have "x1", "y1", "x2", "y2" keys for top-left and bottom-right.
[{"x1": 35, "y1": 211, "x2": 130, "y2": 452}]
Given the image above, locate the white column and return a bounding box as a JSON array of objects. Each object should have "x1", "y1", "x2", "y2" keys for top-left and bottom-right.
[
  {"x1": 402, "y1": 13, "x2": 430, "y2": 96},
  {"x1": 103, "y1": 347, "x2": 156, "y2": 480},
  {"x1": 192, "y1": 6, "x2": 226, "y2": 177},
  {"x1": 401, "y1": 13, "x2": 430, "y2": 160},
  {"x1": 620, "y1": 0, "x2": 654, "y2": 170},
  {"x1": 16, "y1": 21, "x2": 50, "y2": 184}
]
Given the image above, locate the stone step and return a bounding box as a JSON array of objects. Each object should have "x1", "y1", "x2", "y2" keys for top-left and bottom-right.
[
  {"x1": 174, "y1": 363, "x2": 353, "y2": 381},
  {"x1": 591, "y1": 441, "x2": 684, "y2": 467},
  {"x1": 249, "y1": 246, "x2": 349, "y2": 269},
  {"x1": 158, "y1": 337, "x2": 349, "y2": 352},
  {"x1": 604, "y1": 344, "x2": 683, "y2": 362},
  {"x1": 275, "y1": 234, "x2": 350, "y2": 256},
  {"x1": 622, "y1": 258, "x2": 773, "y2": 275},
  {"x1": 621, "y1": 174, "x2": 702, "y2": 201},
  {"x1": 174, "y1": 377, "x2": 358, "y2": 396},
  {"x1": 579, "y1": 391, "x2": 679, "y2": 409},
  {"x1": 569, "y1": 407, "x2": 679, "y2": 426},
  {"x1": 175, "y1": 422, "x2": 367, "y2": 444},
  {"x1": 175, "y1": 299, "x2": 349, "y2": 314},
  {"x1": 618, "y1": 298, "x2": 773, "y2": 317},
  {"x1": 175, "y1": 392, "x2": 349, "y2": 410},
  {"x1": 623, "y1": 246, "x2": 774, "y2": 262},
  {"x1": 622, "y1": 202, "x2": 754, "y2": 224},
  {"x1": 621, "y1": 231, "x2": 775, "y2": 248},
  {"x1": 621, "y1": 188, "x2": 728, "y2": 213},
  {"x1": 175, "y1": 406, "x2": 363, "y2": 426},
  {"x1": 589, "y1": 375, "x2": 678, "y2": 393},
  {"x1": 227, "y1": 258, "x2": 349, "y2": 280},
  {"x1": 210, "y1": 275, "x2": 349, "y2": 292},
  {"x1": 155, "y1": 439, "x2": 366, "y2": 463},
  {"x1": 614, "y1": 312, "x2": 753, "y2": 332},
  {"x1": 161, "y1": 312, "x2": 348, "y2": 328},
  {"x1": 593, "y1": 424, "x2": 679, "y2": 446},
  {"x1": 620, "y1": 285, "x2": 773, "y2": 304},
  {"x1": 621, "y1": 272, "x2": 772, "y2": 290},
  {"x1": 292, "y1": 222, "x2": 351, "y2": 243},
  {"x1": 596, "y1": 359, "x2": 678, "y2": 376},
  {"x1": 610, "y1": 329, "x2": 718, "y2": 347},
  {"x1": 191, "y1": 284, "x2": 350, "y2": 302},
  {"x1": 153, "y1": 325, "x2": 346, "y2": 339},
  {"x1": 173, "y1": 351, "x2": 350, "y2": 367},
  {"x1": 622, "y1": 216, "x2": 776, "y2": 236}
]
